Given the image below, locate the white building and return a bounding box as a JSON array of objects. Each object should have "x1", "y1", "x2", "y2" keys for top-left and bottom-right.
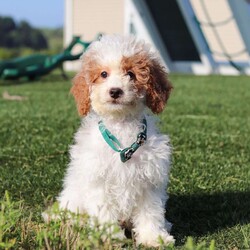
[{"x1": 64, "y1": 0, "x2": 250, "y2": 75}]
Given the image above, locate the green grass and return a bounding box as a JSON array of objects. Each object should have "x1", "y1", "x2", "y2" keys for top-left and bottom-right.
[{"x1": 0, "y1": 73, "x2": 249, "y2": 249}]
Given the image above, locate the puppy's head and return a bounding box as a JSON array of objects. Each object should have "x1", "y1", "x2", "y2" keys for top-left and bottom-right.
[{"x1": 71, "y1": 35, "x2": 172, "y2": 118}]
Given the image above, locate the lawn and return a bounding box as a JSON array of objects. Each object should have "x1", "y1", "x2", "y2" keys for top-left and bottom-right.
[{"x1": 0, "y1": 73, "x2": 250, "y2": 249}]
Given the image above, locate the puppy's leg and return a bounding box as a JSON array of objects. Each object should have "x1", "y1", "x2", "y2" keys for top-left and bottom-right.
[
  {"x1": 57, "y1": 188, "x2": 85, "y2": 213},
  {"x1": 59, "y1": 185, "x2": 126, "y2": 241},
  {"x1": 42, "y1": 187, "x2": 85, "y2": 223},
  {"x1": 58, "y1": 186, "x2": 114, "y2": 222},
  {"x1": 132, "y1": 188, "x2": 175, "y2": 247},
  {"x1": 85, "y1": 191, "x2": 126, "y2": 241}
]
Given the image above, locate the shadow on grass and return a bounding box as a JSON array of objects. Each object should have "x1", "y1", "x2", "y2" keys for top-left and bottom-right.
[{"x1": 166, "y1": 191, "x2": 250, "y2": 245}]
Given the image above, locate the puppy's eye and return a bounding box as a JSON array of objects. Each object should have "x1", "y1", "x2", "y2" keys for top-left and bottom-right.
[
  {"x1": 101, "y1": 71, "x2": 108, "y2": 78},
  {"x1": 127, "y1": 71, "x2": 135, "y2": 80}
]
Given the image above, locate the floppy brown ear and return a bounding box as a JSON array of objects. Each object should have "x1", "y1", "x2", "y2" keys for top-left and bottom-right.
[
  {"x1": 146, "y1": 59, "x2": 173, "y2": 114},
  {"x1": 70, "y1": 72, "x2": 90, "y2": 116}
]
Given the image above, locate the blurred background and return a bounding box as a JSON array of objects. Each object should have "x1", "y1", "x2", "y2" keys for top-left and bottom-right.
[
  {"x1": 0, "y1": 0, "x2": 63, "y2": 57},
  {"x1": 1, "y1": 0, "x2": 250, "y2": 75}
]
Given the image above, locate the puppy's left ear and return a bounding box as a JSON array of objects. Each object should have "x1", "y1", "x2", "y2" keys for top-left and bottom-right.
[{"x1": 146, "y1": 59, "x2": 173, "y2": 114}]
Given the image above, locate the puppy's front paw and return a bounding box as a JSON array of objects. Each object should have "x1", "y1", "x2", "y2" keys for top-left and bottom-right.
[
  {"x1": 42, "y1": 202, "x2": 60, "y2": 223},
  {"x1": 42, "y1": 202, "x2": 72, "y2": 223},
  {"x1": 157, "y1": 232, "x2": 175, "y2": 246},
  {"x1": 136, "y1": 231, "x2": 175, "y2": 247}
]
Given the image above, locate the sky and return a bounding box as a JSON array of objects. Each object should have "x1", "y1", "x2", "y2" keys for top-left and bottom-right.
[{"x1": 0, "y1": 0, "x2": 64, "y2": 28}]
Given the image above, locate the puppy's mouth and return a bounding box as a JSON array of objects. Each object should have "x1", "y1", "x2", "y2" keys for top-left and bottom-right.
[
  {"x1": 111, "y1": 99, "x2": 122, "y2": 104},
  {"x1": 107, "y1": 99, "x2": 134, "y2": 106}
]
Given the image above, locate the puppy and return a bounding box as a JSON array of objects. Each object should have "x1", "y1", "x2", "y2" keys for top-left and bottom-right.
[{"x1": 57, "y1": 34, "x2": 174, "y2": 247}]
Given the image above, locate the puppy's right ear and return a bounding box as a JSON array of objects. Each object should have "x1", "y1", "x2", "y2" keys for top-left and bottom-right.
[{"x1": 70, "y1": 72, "x2": 90, "y2": 116}]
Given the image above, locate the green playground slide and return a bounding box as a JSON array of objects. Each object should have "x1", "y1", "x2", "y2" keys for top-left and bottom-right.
[{"x1": 0, "y1": 36, "x2": 92, "y2": 80}]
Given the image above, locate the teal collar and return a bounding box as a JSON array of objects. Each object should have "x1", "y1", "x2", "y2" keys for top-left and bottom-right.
[{"x1": 98, "y1": 118, "x2": 147, "y2": 163}]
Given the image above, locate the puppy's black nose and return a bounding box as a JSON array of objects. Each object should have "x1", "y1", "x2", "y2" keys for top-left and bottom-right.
[{"x1": 109, "y1": 88, "x2": 124, "y2": 99}]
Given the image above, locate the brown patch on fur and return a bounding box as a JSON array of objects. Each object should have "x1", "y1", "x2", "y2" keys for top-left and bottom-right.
[
  {"x1": 71, "y1": 71, "x2": 90, "y2": 116},
  {"x1": 121, "y1": 53, "x2": 172, "y2": 114},
  {"x1": 93, "y1": 68, "x2": 110, "y2": 84},
  {"x1": 147, "y1": 58, "x2": 173, "y2": 113},
  {"x1": 71, "y1": 51, "x2": 109, "y2": 116}
]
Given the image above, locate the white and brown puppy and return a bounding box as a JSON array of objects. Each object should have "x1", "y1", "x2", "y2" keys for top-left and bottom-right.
[{"x1": 58, "y1": 34, "x2": 174, "y2": 246}]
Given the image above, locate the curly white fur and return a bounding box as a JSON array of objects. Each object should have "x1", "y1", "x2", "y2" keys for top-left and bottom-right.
[{"x1": 56, "y1": 34, "x2": 174, "y2": 247}]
